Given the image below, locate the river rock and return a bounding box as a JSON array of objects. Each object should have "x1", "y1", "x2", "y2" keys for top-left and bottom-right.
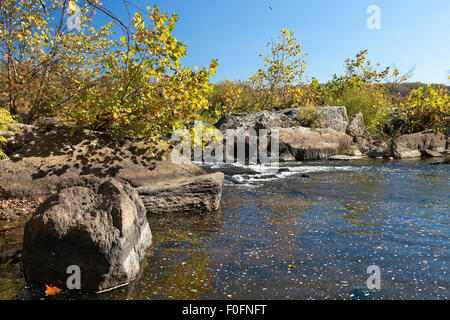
[
  {"x1": 214, "y1": 108, "x2": 304, "y2": 132},
  {"x1": 277, "y1": 127, "x2": 352, "y2": 161},
  {"x1": 137, "y1": 172, "x2": 224, "y2": 214},
  {"x1": 22, "y1": 179, "x2": 152, "y2": 292},
  {"x1": 392, "y1": 132, "x2": 446, "y2": 159},
  {"x1": 346, "y1": 112, "x2": 372, "y2": 144},
  {"x1": 317, "y1": 106, "x2": 349, "y2": 133},
  {"x1": 367, "y1": 142, "x2": 390, "y2": 158},
  {"x1": 214, "y1": 106, "x2": 349, "y2": 133}
]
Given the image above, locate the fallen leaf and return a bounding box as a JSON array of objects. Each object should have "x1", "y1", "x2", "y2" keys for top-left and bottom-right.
[
  {"x1": 45, "y1": 284, "x2": 62, "y2": 296},
  {"x1": 288, "y1": 264, "x2": 296, "y2": 269},
  {"x1": 36, "y1": 198, "x2": 43, "y2": 203},
  {"x1": 375, "y1": 246, "x2": 383, "y2": 250},
  {"x1": 422, "y1": 260, "x2": 428, "y2": 264}
]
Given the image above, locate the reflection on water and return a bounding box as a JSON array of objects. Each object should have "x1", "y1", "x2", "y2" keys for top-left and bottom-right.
[{"x1": 1, "y1": 160, "x2": 449, "y2": 299}]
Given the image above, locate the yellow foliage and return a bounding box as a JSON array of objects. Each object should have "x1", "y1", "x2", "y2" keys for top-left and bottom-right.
[{"x1": 0, "y1": 108, "x2": 14, "y2": 159}]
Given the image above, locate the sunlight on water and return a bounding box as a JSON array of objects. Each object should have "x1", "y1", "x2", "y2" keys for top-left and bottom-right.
[{"x1": 1, "y1": 160, "x2": 449, "y2": 300}]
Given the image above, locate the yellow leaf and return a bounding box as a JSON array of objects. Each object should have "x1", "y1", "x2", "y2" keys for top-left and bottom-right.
[{"x1": 69, "y1": 1, "x2": 77, "y2": 16}]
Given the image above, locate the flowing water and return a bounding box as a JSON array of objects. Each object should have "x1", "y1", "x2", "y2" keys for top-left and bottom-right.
[{"x1": 1, "y1": 159, "x2": 449, "y2": 299}]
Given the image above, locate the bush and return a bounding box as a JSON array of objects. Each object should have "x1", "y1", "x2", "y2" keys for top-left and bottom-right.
[
  {"x1": 320, "y1": 50, "x2": 403, "y2": 137},
  {"x1": 0, "y1": 108, "x2": 14, "y2": 158},
  {"x1": 401, "y1": 85, "x2": 449, "y2": 133}
]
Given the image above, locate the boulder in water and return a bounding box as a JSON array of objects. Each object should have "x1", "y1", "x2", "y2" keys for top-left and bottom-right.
[{"x1": 22, "y1": 179, "x2": 152, "y2": 292}]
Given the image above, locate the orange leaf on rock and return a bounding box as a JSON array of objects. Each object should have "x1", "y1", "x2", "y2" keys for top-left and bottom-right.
[{"x1": 45, "y1": 284, "x2": 62, "y2": 296}]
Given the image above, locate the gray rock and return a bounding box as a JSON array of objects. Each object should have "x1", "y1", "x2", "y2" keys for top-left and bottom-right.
[
  {"x1": 421, "y1": 149, "x2": 443, "y2": 158},
  {"x1": 22, "y1": 179, "x2": 152, "y2": 292},
  {"x1": 392, "y1": 132, "x2": 446, "y2": 159},
  {"x1": 346, "y1": 112, "x2": 372, "y2": 144},
  {"x1": 214, "y1": 108, "x2": 304, "y2": 132},
  {"x1": 317, "y1": 106, "x2": 349, "y2": 133},
  {"x1": 277, "y1": 127, "x2": 353, "y2": 161},
  {"x1": 367, "y1": 142, "x2": 390, "y2": 158},
  {"x1": 214, "y1": 106, "x2": 349, "y2": 133},
  {"x1": 137, "y1": 172, "x2": 224, "y2": 215}
]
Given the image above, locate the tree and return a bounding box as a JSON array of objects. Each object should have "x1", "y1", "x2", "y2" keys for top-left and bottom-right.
[
  {"x1": 0, "y1": 1, "x2": 218, "y2": 138},
  {"x1": 62, "y1": 6, "x2": 218, "y2": 137},
  {"x1": 248, "y1": 29, "x2": 307, "y2": 110},
  {"x1": 0, "y1": 0, "x2": 115, "y2": 122}
]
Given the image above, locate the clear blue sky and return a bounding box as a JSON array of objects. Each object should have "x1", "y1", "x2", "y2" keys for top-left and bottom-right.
[{"x1": 100, "y1": 0, "x2": 450, "y2": 84}]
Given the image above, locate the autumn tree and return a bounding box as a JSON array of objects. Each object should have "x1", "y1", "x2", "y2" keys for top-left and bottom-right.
[
  {"x1": 0, "y1": 1, "x2": 218, "y2": 138},
  {"x1": 248, "y1": 29, "x2": 307, "y2": 111},
  {"x1": 0, "y1": 0, "x2": 116, "y2": 122}
]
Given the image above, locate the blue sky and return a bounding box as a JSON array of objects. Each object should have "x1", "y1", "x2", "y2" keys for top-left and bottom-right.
[{"x1": 100, "y1": 0, "x2": 450, "y2": 84}]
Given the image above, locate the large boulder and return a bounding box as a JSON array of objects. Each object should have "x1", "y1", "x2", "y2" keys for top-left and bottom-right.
[
  {"x1": 137, "y1": 172, "x2": 224, "y2": 215},
  {"x1": 317, "y1": 106, "x2": 349, "y2": 133},
  {"x1": 214, "y1": 108, "x2": 304, "y2": 132},
  {"x1": 214, "y1": 106, "x2": 349, "y2": 133},
  {"x1": 22, "y1": 179, "x2": 152, "y2": 292},
  {"x1": 277, "y1": 127, "x2": 353, "y2": 161},
  {"x1": 346, "y1": 112, "x2": 372, "y2": 144},
  {"x1": 391, "y1": 132, "x2": 446, "y2": 159}
]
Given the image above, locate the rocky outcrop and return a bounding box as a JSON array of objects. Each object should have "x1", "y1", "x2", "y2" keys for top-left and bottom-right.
[
  {"x1": 137, "y1": 172, "x2": 224, "y2": 215},
  {"x1": 22, "y1": 179, "x2": 152, "y2": 292},
  {"x1": 346, "y1": 112, "x2": 372, "y2": 144},
  {"x1": 214, "y1": 106, "x2": 355, "y2": 162},
  {"x1": 317, "y1": 106, "x2": 349, "y2": 133},
  {"x1": 391, "y1": 132, "x2": 446, "y2": 159},
  {"x1": 214, "y1": 108, "x2": 305, "y2": 132},
  {"x1": 214, "y1": 106, "x2": 349, "y2": 133},
  {"x1": 278, "y1": 127, "x2": 353, "y2": 161},
  {"x1": 0, "y1": 126, "x2": 224, "y2": 217}
]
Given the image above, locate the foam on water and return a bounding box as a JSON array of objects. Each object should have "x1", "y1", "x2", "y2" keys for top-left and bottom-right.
[{"x1": 200, "y1": 161, "x2": 383, "y2": 187}]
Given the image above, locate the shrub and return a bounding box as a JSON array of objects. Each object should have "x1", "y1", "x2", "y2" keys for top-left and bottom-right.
[
  {"x1": 401, "y1": 85, "x2": 449, "y2": 133},
  {"x1": 0, "y1": 108, "x2": 14, "y2": 158},
  {"x1": 321, "y1": 50, "x2": 403, "y2": 137}
]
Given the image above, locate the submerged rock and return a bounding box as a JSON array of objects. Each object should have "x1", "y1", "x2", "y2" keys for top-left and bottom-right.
[
  {"x1": 22, "y1": 179, "x2": 152, "y2": 292},
  {"x1": 329, "y1": 155, "x2": 366, "y2": 160}
]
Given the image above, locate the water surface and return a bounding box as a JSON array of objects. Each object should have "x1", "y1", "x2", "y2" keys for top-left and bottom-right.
[{"x1": 1, "y1": 159, "x2": 449, "y2": 299}]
